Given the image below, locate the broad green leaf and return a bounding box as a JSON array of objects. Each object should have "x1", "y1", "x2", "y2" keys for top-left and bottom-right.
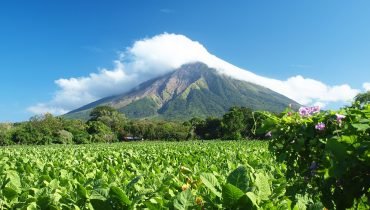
[
  {"x1": 5, "y1": 170, "x2": 21, "y2": 193},
  {"x1": 77, "y1": 184, "x2": 88, "y2": 199},
  {"x1": 26, "y1": 202, "x2": 37, "y2": 210},
  {"x1": 49, "y1": 179, "x2": 59, "y2": 189},
  {"x1": 222, "y1": 183, "x2": 245, "y2": 208},
  {"x1": 227, "y1": 166, "x2": 250, "y2": 192},
  {"x1": 241, "y1": 192, "x2": 259, "y2": 210},
  {"x1": 126, "y1": 175, "x2": 142, "y2": 190},
  {"x1": 255, "y1": 172, "x2": 271, "y2": 200},
  {"x1": 59, "y1": 169, "x2": 68, "y2": 179},
  {"x1": 358, "y1": 118, "x2": 370, "y2": 123},
  {"x1": 351, "y1": 123, "x2": 370, "y2": 131},
  {"x1": 72, "y1": 204, "x2": 81, "y2": 210},
  {"x1": 294, "y1": 194, "x2": 310, "y2": 210},
  {"x1": 108, "y1": 186, "x2": 131, "y2": 208},
  {"x1": 36, "y1": 196, "x2": 51, "y2": 209},
  {"x1": 90, "y1": 199, "x2": 112, "y2": 210},
  {"x1": 200, "y1": 173, "x2": 221, "y2": 197},
  {"x1": 50, "y1": 192, "x2": 62, "y2": 204},
  {"x1": 90, "y1": 187, "x2": 109, "y2": 200},
  {"x1": 39, "y1": 175, "x2": 52, "y2": 183},
  {"x1": 3, "y1": 187, "x2": 18, "y2": 200},
  {"x1": 173, "y1": 189, "x2": 194, "y2": 210},
  {"x1": 326, "y1": 139, "x2": 347, "y2": 162},
  {"x1": 339, "y1": 135, "x2": 357, "y2": 144}
]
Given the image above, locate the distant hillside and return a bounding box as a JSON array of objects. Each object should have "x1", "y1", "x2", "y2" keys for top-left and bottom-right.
[{"x1": 65, "y1": 62, "x2": 300, "y2": 120}]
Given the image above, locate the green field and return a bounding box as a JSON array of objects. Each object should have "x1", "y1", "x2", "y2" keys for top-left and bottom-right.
[{"x1": 0, "y1": 141, "x2": 320, "y2": 209}]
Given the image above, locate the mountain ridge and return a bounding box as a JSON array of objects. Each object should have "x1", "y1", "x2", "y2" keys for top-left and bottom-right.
[{"x1": 65, "y1": 62, "x2": 300, "y2": 120}]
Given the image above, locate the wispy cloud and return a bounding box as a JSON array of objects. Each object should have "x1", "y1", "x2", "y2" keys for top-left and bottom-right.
[
  {"x1": 28, "y1": 33, "x2": 360, "y2": 115},
  {"x1": 363, "y1": 82, "x2": 370, "y2": 91},
  {"x1": 27, "y1": 104, "x2": 68, "y2": 116}
]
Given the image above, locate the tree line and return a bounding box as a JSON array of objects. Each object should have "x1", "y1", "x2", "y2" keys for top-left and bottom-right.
[
  {"x1": 0, "y1": 91, "x2": 370, "y2": 146},
  {"x1": 0, "y1": 105, "x2": 270, "y2": 146},
  {"x1": 2, "y1": 90, "x2": 370, "y2": 146}
]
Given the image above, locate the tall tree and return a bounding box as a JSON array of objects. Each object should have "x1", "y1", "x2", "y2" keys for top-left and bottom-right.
[
  {"x1": 12, "y1": 113, "x2": 64, "y2": 144},
  {"x1": 87, "y1": 121, "x2": 116, "y2": 143},
  {"x1": 221, "y1": 107, "x2": 254, "y2": 140},
  {"x1": 88, "y1": 106, "x2": 126, "y2": 133},
  {"x1": 221, "y1": 107, "x2": 245, "y2": 139}
]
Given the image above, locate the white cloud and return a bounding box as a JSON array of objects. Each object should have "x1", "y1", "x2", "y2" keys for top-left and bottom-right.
[
  {"x1": 363, "y1": 82, "x2": 370, "y2": 91},
  {"x1": 27, "y1": 103, "x2": 68, "y2": 116},
  {"x1": 312, "y1": 101, "x2": 327, "y2": 109},
  {"x1": 28, "y1": 33, "x2": 360, "y2": 115},
  {"x1": 27, "y1": 61, "x2": 138, "y2": 115}
]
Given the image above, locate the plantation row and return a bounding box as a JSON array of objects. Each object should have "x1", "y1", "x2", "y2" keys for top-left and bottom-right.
[{"x1": 0, "y1": 141, "x2": 321, "y2": 209}]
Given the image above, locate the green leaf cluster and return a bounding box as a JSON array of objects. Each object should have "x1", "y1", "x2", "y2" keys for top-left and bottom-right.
[{"x1": 263, "y1": 103, "x2": 370, "y2": 209}]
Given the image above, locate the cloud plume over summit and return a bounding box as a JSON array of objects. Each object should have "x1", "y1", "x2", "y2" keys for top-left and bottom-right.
[{"x1": 28, "y1": 33, "x2": 362, "y2": 115}]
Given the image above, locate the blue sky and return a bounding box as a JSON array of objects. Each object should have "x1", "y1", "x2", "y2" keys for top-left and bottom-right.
[{"x1": 1, "y1": 0, "x2": 370, "y2": 122}]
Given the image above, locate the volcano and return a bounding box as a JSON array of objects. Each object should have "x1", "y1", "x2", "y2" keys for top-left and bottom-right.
[{"x1": 65, "y1": 62, "x2": 299, "y2": 120}]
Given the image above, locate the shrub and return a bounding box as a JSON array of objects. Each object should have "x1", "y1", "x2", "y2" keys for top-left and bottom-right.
[
  {"x1": 53, "y1": 130, "x2": 73, "y2": 144},
  {"x1": 262, "y1": 104, "x2": 370, "y2": 209}
]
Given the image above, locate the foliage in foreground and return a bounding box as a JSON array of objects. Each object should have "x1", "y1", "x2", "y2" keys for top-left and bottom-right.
[
  {"x1": 263, "y1": 103, "x2": 370, "y2": 209},
  {"x1": 0, "y1": 141, "x2": 320, "y2": 209}
]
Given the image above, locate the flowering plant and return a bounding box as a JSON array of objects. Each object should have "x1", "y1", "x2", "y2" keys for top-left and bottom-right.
[
  {"x1": 261, "y1": 103, "x2": 370, "y2": 209},
  {"x1": 315, "y1": 122, "x2": 325, "y2": 131},
  {"x1": 298, "y1": 106, "x2": 320, "y2": 117}
]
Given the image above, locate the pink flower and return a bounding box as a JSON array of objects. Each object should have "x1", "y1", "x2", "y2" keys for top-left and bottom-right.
[
  {"x1": 299, "y1": 107, "x2": 310, "y2": 116},
  {"x1": 310, "y1": 106, "x2": 320, "y2": 114},
  {"x1": 335, "y1": 114, "x2": 345, "y2": 121},
  {"x1": 299, "y1": 106, "x2": 320, "y2": 117},
  {"x1": 335, "y1": 114, "x2": 346, "y2": 125},
  {"x1": 315, "y1": 122, "x2": 325, "y2": 131}
]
